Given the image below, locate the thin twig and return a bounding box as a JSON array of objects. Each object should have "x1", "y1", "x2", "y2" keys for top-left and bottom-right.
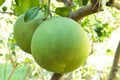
[
  {"x1": 23, "y1": 66, "x2": 31, "y2": 80},
  {"x1": 4, "y1": 60, "x2": 7, "y2": 80},
  {"x1": 0, "y1": 11, "x2": 16, "y2": 15},
  {"x1": 0, "y1": 24, "x2": 15, "y2": 67},
  {"x1": 7, "y1": 64, "x2": 18, "y2": 80},
  {"x1": 48, "y1": 0, "x2": 52, "y2": 17},
  {"x1": 108, "y1": 41, "x2": 120, "y2": 80}
]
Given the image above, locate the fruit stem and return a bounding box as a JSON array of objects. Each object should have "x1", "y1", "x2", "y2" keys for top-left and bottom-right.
[
  {"x1": 108, "y1": 41, "x2": 120, "y2": 80},
  {"x1": 50, "y1": 73, "x2": 63, "y2": 80}
]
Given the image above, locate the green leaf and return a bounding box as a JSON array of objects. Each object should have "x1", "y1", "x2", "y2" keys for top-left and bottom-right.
[
  {"x1": 94, "y1": 27, "x2": 103, "y2": 37},
  {"x1": 55, "y1": 7, "x2": 70, "y2": 17},
  {"x1": 102, "y1": 23, "x2": 109, "y2": 28},
  {"x1": 13, "y1": 0, "x2": 39, "y2": 16},
  {"x1": 30, "y1": 0, "x2": 39, "y2": 7},
  {"x1": 24, "y1": 57, "x2": 31, "y2": 63},
  {"x1": 0, "y1": 54, "x2": 3, "y2": 56},
  {"x1": 13, "y1": 0, "x2": 30, "y2": 16},
  {"x1": 107, "y1": 49, "x2": 112, "y2": 53},
  {"x1": 14, "y1": 0, "x2": 19, "y2": 6},
  {"x1": 78, "y1": 0, "x2": 82, "y2": 6},
  {"x1": 82, "y1": 0, "x2": 89, "y2": 5},
  {"x1": 24, "y1": 7, "x2": 40, "y2": 22},
  {"x1": 0, "y1": 0, "x2": 5, "y2": 6}
]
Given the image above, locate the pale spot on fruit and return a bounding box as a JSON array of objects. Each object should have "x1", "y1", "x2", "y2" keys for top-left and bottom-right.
[
  {"x1": 63, "y1": 64, "x2": 66, "y2": 68},
  {"x1": 21, "y1": 32, "x2": 26, "y2": 36}
]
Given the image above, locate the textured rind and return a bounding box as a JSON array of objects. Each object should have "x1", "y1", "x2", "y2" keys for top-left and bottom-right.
[
  {"x1": 31, "y1": 16, "x2": 91, "y2": 73},
  {"x1": 14, "y1": 11, "x2": 44, "y2": 53}
]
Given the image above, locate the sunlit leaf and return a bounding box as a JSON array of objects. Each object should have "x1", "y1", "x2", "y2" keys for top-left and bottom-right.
[
  {"x1": 0, "y1": 0, "x2": 5, "y2": 6},
  {"x1": 0, "y1": 54, "x2": 3, "y2": 56},
  {"x1": 13, "y1": 0, "x2": 39, "y2": 16},
  {"x1": 94, "y1": 27, "x2": 103, "y2": 37},
  {"x1": 107, "y1": 49, "x2": 112, "y2": 53},
  {"x1": 82, "y1": 0, "x2": 89, "y2": 5},
  {"x1": 55, "y1": 7, "x2": 70, "y2": 17},
  {"x1": 0, "y1": 39, "x2": 3, "y2": 43},
  {"x1": 78, "y1": 0, "x2": 82, "y2": 6},
  {"x1": 14, "y1": 0, "x2": 18, "y2": 6},
  {"x1": 40, "y1": 0, "x2": 49, "y2": 7}
]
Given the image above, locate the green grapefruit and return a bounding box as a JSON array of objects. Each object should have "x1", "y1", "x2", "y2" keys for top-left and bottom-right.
[
  {"x1": 14, "y1": 11, "x2": 44, "y2": 53},
  {"x1": 31, "y1": 16, "x2": 91, "y2": 73}
]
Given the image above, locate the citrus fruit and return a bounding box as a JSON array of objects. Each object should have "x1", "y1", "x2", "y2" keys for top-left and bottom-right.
[
  {"x1": 14, "y1": 11, "x2": 44, "y2": 53},
  {"x1": 31, "y1": 16, "x2": 91, "y2": 73}
]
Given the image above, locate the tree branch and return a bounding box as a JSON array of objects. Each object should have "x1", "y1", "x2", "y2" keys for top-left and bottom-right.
[
  {"x1": 62, "y1": 0, "x2": 72, "y2": 8},
  {"x1": 106, "y1": 0, "x2": 115, "y2": 4},
  {"x1": 68, "y1": 0, "x2": 103, "y2": 21},
  {"x1": 51, "y1": 73, "x2": 63, "y2": 80},
  {"x1": 113, "y1": 3, "x2": 120, "y2": 10},
  {"x1": 106, "y1": 0, "x2": 120, "y2": 10},
  {"x1": 90, "y1": 0, "x2": 102, "y2": 9},
  {"x1": 0, "y1": 11, "x2": 16, "y2": 16},
  {"x1": 108, "y1": 41, "x2": 120, "y2": 80},
  {"x1": 8, "y1": 64, "x2": 18, "y2": 80}
]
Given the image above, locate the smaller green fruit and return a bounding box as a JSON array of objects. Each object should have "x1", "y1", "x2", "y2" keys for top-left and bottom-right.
[
  {"x1": 14, "y1": 11, "x2": 44, "y2": 53},
  {"x1": 2, "y1": 6, "x2": 7, "y2": 12}
]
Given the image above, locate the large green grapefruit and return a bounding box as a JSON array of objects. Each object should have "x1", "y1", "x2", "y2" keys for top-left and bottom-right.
[
  {"x1": 14, "y1": 11, "x2": 44, "y2": 53},
  {"x1": 31, "y1": 16, "x2": 91, "y2": 73}
]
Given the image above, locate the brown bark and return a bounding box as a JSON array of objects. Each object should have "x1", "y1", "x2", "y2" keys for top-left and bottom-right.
[
  {"x1": 68, "y1": 4, "x2": 103, "y2": 21},
  {"x1": 108, "y1": 41, "x2": 120, "y2": 80},
  {"x1": 106, "y1": 2, "x2": 120, "y2": 10},
  {"x1": 113, "y1": 3, "x2": 120, "y2": 10},
  {"x1": 51, "y1": 73, "x2": 63, "y2": 80},
  {"x1": 68, "y1": 0, "x2": 103, "y2": 21},
  {"x1": 109, "y1": 0, "x2": 115, "y2": 3}
]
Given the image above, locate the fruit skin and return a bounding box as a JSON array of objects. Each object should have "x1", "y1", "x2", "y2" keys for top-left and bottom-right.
[
  {"x1": 31, "y1": 16, "x2": 91, "y2": 73},
  {"x1": 14, "y1": 11, "x2": 44, "y2": 53}
]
